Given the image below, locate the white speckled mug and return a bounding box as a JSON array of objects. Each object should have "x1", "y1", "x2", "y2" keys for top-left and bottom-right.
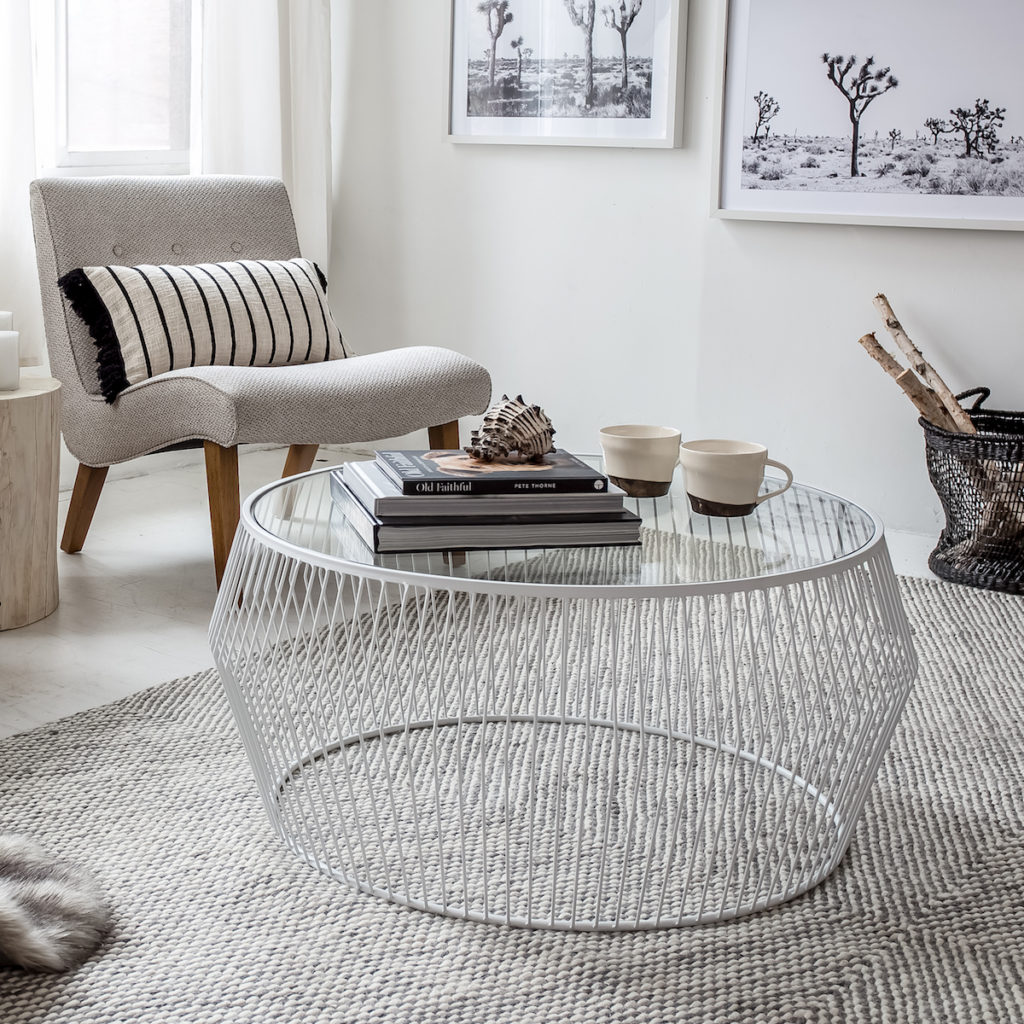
[
  {"x1": 599, "y1": 425, "x2": 681, "y2": 497},
  {"x1": 679, "y1": 439, "x2": 793, "y2": 517}
]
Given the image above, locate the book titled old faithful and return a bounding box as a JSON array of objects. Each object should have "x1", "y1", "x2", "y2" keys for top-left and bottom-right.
[{"x1": 376, "y1": 449, "x2": 609, "y2": 496}]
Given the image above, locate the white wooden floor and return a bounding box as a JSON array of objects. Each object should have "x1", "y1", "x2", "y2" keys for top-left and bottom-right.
[
  {"x1": 0, "y1": 448, "x2": 938, "y2": 740},
  {"x1": 0, "y1": 447, "x2": 355, "y2": 738}
]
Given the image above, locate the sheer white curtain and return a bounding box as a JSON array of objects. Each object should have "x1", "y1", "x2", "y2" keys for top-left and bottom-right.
[
  {"x1": 0, "y1": 0, "x2": 44, "y2": 366},
  {"x1": 201, "y1": 0, "x2": 333, "y2": 269}
]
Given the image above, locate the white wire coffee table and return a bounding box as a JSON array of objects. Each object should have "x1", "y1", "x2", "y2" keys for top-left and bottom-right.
[{"x1": 210, "y1": 462, "x2": 917, "y2": 930}]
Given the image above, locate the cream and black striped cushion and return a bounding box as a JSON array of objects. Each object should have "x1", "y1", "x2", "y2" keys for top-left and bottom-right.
[{"x1": 59, "y1": 258, "x2": 349, "y2": 402}]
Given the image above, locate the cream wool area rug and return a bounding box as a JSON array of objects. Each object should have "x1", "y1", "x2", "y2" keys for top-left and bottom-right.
[{"x1": 0, "y1": 576, "x2": 1022, "y2": 1024}]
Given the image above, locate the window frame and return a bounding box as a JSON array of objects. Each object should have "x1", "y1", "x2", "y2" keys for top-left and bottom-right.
[{"x1": 49, "y1": 0, "x2": 193, "y2": 176}]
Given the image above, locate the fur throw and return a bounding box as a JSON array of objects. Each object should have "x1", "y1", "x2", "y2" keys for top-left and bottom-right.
[{"x1": 0, "y1": 834, "x2": 110, "y2": 972}]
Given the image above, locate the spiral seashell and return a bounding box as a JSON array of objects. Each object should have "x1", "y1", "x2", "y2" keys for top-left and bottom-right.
[{"x1": 464, "y1": 394, "x2": 556, "y2": 463}]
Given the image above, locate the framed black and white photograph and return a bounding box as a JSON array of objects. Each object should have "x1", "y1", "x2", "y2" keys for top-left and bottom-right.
[
  {"x1": 448, "y1": 0, "x2": 686, "y2": 147},
  {"x1": 715, "y1": 0, "x2": 1024, "y2": 229}
]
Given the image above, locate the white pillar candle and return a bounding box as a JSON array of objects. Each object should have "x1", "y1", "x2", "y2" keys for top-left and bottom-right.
[{"x1": 0, "y1": 331, "x2": 20, "y2": 390}]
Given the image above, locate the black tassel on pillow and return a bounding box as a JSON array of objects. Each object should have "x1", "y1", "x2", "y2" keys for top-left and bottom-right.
[
  {"x1": 313, "y1": 262, "x2": 330, "y2": 293},
  {"x1": 313, "y1": 263, "x2": 350, "y2": 357},
  {"x1": 57, "y1": 268, "x2": 130, "y2": 403}
]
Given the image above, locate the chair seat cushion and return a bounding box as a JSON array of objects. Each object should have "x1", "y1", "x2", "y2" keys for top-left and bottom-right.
[
  {"x1": 59, "y1": 258, "x2": 349, "y2": 402},
  {"x1": 73, "y1": 347, "x2": 492, "y2": 465}
]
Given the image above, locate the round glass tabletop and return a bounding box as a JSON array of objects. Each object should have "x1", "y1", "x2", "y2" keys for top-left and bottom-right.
[{"x1": 245, "y1": 457, "x2": 881, "y2": 591}]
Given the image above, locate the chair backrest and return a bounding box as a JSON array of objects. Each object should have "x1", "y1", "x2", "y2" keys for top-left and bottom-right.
[{"x1": 30, "y1": 175, "x2": 301, "y2": 400}]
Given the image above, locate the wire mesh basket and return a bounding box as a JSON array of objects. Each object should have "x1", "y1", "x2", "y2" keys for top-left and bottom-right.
[{"x1": 922, "y1": 388, "x2": 1024, "y2": 594}]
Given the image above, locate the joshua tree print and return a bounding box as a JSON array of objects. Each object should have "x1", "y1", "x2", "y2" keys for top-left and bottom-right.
[
  {"x1": 478, "y1": 1, "x2": 513, "y2": 88},
  {"x1": 822, "y1": 53, "x2": 899, "y2": 176},
  {"x1": 459, "y1": 0, "x2": 660, "y2": 124},
  {"x1": 510, "y1": 35, "x2": 526, "y2": 86},
  {"x1": 564, "y1": 0, "x2": 597, "y2": 108},
  {"x1": 924, "y1": 116, "x2": 948, "y2": 144},
  {"x1": 602, "y1": 1, "x2": 643, "y2": 91},
  {"x1": 752, "y1": 90, "x2": 780, "y2": 144},
  {"x1": 948, "y1": 98, "x2": 1006, "y2": 158}
]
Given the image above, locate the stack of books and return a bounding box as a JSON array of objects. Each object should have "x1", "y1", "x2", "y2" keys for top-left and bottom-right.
[{"x1": 330, "y1": 449, "x2": 642, "y2": 554}]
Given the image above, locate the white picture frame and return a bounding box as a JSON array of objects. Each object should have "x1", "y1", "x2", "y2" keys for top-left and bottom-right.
[
  {"x1": 714, "y1": 0, "x2": 1024, "y2": 230},
  {"x1": 448, "y1": 0, "x2": 686, "y2": 148}
]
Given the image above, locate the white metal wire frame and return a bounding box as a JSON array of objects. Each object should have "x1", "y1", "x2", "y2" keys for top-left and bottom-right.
[{"x1": 210, "y1": 485, "x2": 916, "y2": 931}]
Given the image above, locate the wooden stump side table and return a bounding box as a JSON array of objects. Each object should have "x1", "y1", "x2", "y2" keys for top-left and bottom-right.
[{"x1": 0, "y1": 377, "x2": 61, "y2": 630}]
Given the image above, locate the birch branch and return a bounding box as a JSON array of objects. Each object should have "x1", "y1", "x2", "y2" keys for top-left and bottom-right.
[
  {"x1": 857, "y1": 332, "x2": 957, "y2": 428},
  {"x1": 895, "y1": 369, "x2": 959, "y2": 431},
  {"x1": 868, "y1": 297, "x2": 1024, "y2": 539},
  {"x1": 873, "y1": 293, "x2": 975, "y2": 433}
]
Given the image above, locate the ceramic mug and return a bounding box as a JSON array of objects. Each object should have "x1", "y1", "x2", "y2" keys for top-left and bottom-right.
[
  {"x1": 679, "y1": 439, "x2": 793, "y2": 517},
  {"x1": 599, "y1": 424, "x2": 681, "y2": 497}
]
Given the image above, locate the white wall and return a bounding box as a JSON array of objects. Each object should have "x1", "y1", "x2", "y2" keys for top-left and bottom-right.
[{"x1": 329, "y1": 0, "x2": 1024, "y2": 537}]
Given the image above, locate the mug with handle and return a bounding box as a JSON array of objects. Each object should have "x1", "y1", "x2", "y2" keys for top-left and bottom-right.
[{"x1": 679, "y1": 439, "x2": 793, "y2": 517}]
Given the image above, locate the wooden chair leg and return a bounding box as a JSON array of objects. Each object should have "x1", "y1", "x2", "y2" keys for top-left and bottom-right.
[
  {"x1": 282, "y1": 443, "x2": 319, "y2": 478},
  {"x1": 428, "y1": 420, "x2": 460, "y2": 449},
  {"x1": 61, "y1": 464, "x2": 109, "y2": 554},
  {"x1": 204, "y1": 442, "x2": 240, "y2": 588}
]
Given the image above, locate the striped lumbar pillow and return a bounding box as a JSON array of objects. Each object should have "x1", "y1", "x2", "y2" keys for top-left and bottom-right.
[{"x1": 58, "y1": 258, "x2": 349, "y2": 403}]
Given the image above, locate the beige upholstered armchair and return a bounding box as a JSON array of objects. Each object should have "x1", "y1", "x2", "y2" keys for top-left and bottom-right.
[{"x1": 30, "y1": 175, "x2": 491, "y2": 584}]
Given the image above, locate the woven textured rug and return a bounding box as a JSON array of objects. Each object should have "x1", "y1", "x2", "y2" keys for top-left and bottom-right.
[{"x1": 0, "y1": 576, "x2": 1022, "y2": 1023}]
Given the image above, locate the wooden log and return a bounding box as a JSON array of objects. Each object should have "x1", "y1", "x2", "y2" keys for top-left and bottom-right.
[
  {"x1": 894, "y1": 370, "x2": 959, "y2": 431},
  {"x1": 0, "y1": 378, "x2": 61, "y2": 630},
  {"x1": 857, "y1": 330, "x2": 904, "y2": 379},
  {"x1": 869, "y1": 298, "x2": 1024, "y2": 538},
  {"x1": 857, "y1": 332, "x2": 956, "y2": 428},
  {"x1": 873, "y1": 294, "x2": 975, "y2": 433}
]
